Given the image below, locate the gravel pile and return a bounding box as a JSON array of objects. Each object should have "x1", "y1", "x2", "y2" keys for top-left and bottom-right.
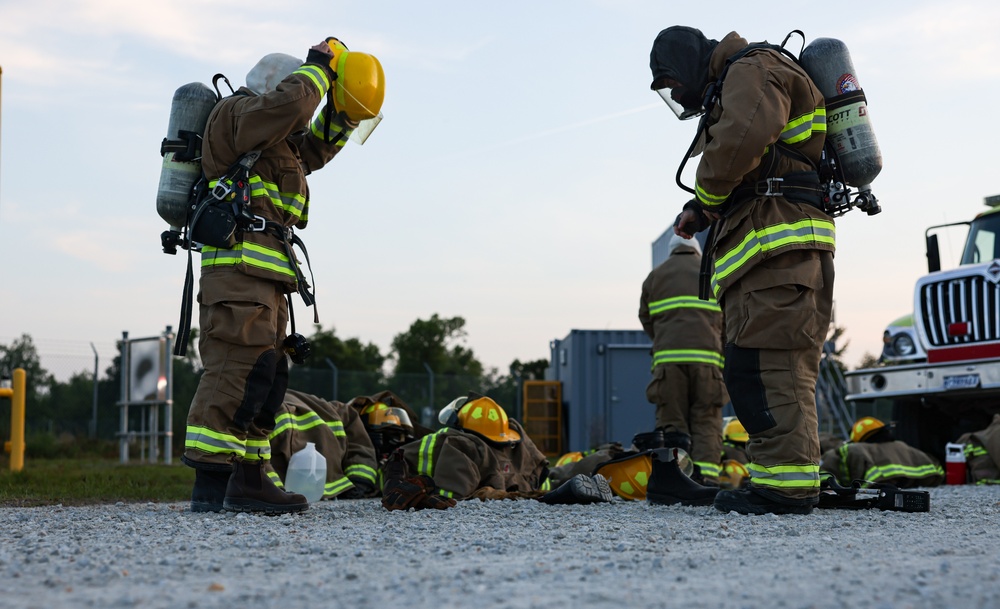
[{"x1": 1, "y1": 485, "x2": 998, "y2": 609}]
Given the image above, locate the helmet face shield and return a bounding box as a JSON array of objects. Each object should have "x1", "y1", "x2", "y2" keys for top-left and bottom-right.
[{"x1": 655, "y1": 87, "x2": 703, "y2": 120}]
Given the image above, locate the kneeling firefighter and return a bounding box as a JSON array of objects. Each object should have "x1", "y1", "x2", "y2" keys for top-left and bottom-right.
[{"x1": 182, "y1": 38, "x2": 385, "y2": 514}]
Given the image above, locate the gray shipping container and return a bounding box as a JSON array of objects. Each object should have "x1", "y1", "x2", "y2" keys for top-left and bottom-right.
[{"x1": 546, "y1": 329, "x2": 654, "y2": 452}]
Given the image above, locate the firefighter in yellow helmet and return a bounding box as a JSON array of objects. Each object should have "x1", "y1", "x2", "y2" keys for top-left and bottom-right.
[
  {"x1": 347, "y1": 390, "x2": 431, "y2": 468},
  {"x1": 183, "y1": 37, "x2": 385, "y2": 514},
  {"x1": 819, "y1": 417, "x2": 944, "y2": 488},
  {"x1": 380, "y1": 394, "x2": 614, "y2": 510}
]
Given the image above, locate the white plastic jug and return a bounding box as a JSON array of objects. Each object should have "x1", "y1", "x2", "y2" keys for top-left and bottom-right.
[{"x1": 284, "y1": 442, "x2": 326, "y2": 503}]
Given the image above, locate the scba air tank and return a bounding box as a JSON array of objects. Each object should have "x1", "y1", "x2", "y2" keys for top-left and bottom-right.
[
  {"x1": 155, "y1": 82, "x2": 218, "y2": 229},
  {"x1": 800, "y1": 38, "x2": 882, "y2": 192}
]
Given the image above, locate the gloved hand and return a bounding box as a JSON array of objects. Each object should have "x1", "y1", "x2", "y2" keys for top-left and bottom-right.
[
  {"x1": 673, "y1": 199, "x2": 712, "y2": 238},
  {"x1": 382, "y1": 475, "x2": 456, "y2": 511},
  {"x1": 306, "y1": 40, "x2": 335, "y2": 71},
  {"x1": 471, "y1": 486, "x2": 513, "y2": 501}
]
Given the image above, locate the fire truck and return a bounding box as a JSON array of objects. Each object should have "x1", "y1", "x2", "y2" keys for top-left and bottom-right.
[{"x1": 845, "y1": 195, "x2": 1000, "y2": 459}]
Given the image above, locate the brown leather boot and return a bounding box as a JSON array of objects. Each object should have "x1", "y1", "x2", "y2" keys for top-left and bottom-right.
[{"x1": 223, "y1": 458, "x2": 308, "y2": 514}]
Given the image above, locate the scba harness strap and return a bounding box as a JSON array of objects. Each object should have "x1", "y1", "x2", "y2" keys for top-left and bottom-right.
[{"x1": 173, "y1": 152, "x2": 319, "y2": 358}]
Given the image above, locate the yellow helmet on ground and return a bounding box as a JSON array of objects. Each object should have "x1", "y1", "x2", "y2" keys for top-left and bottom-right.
[
  {"x1": 723, "y1": 418, "x2": 749, "y2": 444},
  {"x1": 555, "y1": 452, "x2": 585, "y2": 467},
  {"x1": 325, "y1": 37, "x2": 385, "y2": 122},
  {"x1": 718, "y1": 459, "x2": 749, "y2": 490},
  {"x1": 361, "y1": 402, "x2": 414, "y2": 435},
  {"x1": 593, "y1": 452, "x2": 652, "y2": 501},
  {"x1": 451, "y1": 395, "x2": 522, "y2": 445},
  {"x1": 851, "y1": 416, "x2": 886, "y2": 443}
]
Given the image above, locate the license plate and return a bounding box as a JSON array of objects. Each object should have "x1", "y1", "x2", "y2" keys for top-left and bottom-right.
[{"x1": 943, "y1": 373, "x2": 981, "y2": 390}]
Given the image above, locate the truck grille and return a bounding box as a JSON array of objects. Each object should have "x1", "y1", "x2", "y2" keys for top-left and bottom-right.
[{"x1": 920, "y1": 276, "x2": 1000, "y2": 346}]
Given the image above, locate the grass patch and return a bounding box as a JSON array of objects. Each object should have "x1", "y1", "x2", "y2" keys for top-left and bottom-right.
[{"x1": 0, "y1": 458, "x2": 194, "y2": 507}]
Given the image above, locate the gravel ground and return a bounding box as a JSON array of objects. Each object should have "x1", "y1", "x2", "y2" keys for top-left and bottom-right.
[{"x1": 0, "y1": 485, "x2": 998, "y2": 609}]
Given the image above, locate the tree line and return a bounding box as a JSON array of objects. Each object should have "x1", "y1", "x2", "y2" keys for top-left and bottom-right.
[{"x1": 0, "y1": 314, "x2": 549, "y2": 452}]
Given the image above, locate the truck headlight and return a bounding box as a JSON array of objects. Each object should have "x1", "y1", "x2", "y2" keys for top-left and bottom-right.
[{"x1": 892, "y1": 333, "x2": 916, "y2": 356}]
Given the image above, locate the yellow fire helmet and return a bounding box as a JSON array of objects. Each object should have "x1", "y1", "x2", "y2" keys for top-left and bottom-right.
[
  {"x1": 361, "y1": 402, "x2": 414, "y2": 435},
  {"x1": 454, "y1": 395, "x2": 522, "y2": 445},
  {"x1": 723, "y1": 418, "x2": 749, "y2": 444},
  {"x1": 850, "y1": 416, "x2": 886, "y2": 443},
  {"x1": 325, "y1": 37, "x2": 385, "y2": 122},
  {"x1": 554, "y1": 452, "x2": 585, "y2": 467},
  {"x1": 593, "y1": 452, "x2": 652, "y2": 501},
  {"x1": 718, "y1": 459, "x2": 749, "y2": 490}
]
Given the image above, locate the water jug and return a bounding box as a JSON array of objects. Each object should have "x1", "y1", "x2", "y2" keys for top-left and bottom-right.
[{"x1": 285, "y1": 442, "x2": 326, "y2": 503}]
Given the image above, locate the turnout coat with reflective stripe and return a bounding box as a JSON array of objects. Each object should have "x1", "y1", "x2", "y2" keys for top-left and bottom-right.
[
  {"x1": 201, "y1": 63, "x2": 352, "y2": 290},
  {"x1": 268, "y1": 389, "x2": 379, "y2": 498},
  {"x1": 695, "y1": 32, "x2": 835, "y2": 298},
  {"x1": 395, "y1": 420, "x2": 548, "y2": 499},
  {"x1": 957, "y1": 413, "x2": 1000, "y2": 484},
  {"x1": 639, "y1": 245, "x2": 724, "y2": 368},
  {"x1": 820, "y1": 441, "x2": 944, "y2": 488}
]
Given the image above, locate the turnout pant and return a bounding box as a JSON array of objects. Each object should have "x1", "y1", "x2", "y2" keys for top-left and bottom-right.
[
  {"x1": 183, "y1": 269, "x2": 289, "y2": 470},
  {"x1": 722, "y1": 249, "x2": 834, "y2": 503},
  {"x1": 647, "y1": 363, "x2": 727, "y2": 481}
]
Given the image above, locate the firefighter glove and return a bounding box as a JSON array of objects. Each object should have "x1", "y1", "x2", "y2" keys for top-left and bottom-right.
[
  {"x1": 674, "y1": 199, "x2": 711, "y2": 236},
  {"x1": 306, "y1": 40, "x2": 335, "y2": 72}
]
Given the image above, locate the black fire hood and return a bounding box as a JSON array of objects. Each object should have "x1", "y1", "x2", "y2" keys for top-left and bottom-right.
[{"x1": 649, "y1": 26, "x2": 718, "y2": 93}]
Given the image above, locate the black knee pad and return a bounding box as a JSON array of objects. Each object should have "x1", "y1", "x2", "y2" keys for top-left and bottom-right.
[
  {"x1": 234, "y1": 349, "x2": 279, "y2": 431},
  {"x1": 723, "y1": 343, "x2": 776, "y2": 435},
  {"x1": 254, "y1": 355, "x2": 289, "y2": 429}
]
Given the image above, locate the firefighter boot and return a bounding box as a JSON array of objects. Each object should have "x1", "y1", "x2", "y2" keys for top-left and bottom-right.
[
  {"x1": 223, "y1": 458, "x2": 309, "y2": 514},
  {"x1": 538, "y1": 474, "x2": 616, "y2": 506},
  {"x1": 190, "y1": 467, "x2": 231, "y2": 513},
  {"x1": 661, "y1": 431, "x2": 692, "y2": 454},
  {"x1": 646, "y1": 448, "x2": 719, "y2": 507},
  {"x1": 714, "y1": 487, "x2": 814, "y2": 516}
]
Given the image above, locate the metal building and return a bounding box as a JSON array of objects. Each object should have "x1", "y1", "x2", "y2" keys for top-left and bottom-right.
[{"x1": 545, "y1": 329, "x2": 654, "y2": 452}]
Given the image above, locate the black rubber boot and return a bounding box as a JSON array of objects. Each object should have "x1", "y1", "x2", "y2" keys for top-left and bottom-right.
[
  {"x1": 661, "y1": 431, "x2": 692, "y2": 454},
  {"x1": 632, "y1": 429, "x2": 665, "y2": 452},
  {"x1": 538, "y1": 474, "x2": 615, "y2": 505},
  {"x1": 646, "y1": 448, "x2": 719, "y2": 507},
  {"x1": 223, "y1": 459, "x2": 308, "y2": 514},
  {"x1": 714, "y1": 487, "x2": 815, "y2": 515},
  {"x1": 191, "y1": 468, "x2": 231, "y2": 513}
]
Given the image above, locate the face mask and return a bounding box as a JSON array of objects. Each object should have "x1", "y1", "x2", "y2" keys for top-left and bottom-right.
[{"x1": 654, "y1": 84, "x2": 704, "y2": 120}]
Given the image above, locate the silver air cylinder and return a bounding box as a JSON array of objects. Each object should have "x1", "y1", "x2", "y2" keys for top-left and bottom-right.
[
  {"x1": 155, "y1": 82, "x2": 217, "y2": 228},
  {"x1": 800, "y1": 38, "x2": 882, "y2": 191}
]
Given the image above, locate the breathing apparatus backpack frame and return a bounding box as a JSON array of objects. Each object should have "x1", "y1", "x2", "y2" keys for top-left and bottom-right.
[
  {"x1": 159, "y1": 74, "x2": 320, "y2": 359},
  {"x1": 673, "y1": 30, "x2": 882, "y2": 221}
]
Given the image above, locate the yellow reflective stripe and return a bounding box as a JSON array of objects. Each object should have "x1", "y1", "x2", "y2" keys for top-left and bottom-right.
[
  {"x1": 652, "y1": 349, "x2": 724, "y2": 368},
  {"x1": 695, "y1": 180, "x2": 730, "y2": 208},
  {"x1": 838, "y1": 443, "x2": 851, "y2": 486},
  {"x1": 711, "y1": 218, "x2": 836, "y2": 294},
  {"x1": 268, "y1": 470, "x2": 284, "y2": 487},
  {"x1": 862, "y1": 463, "x2": 945, "y2": 485},
  {"x1": 293, "y1": 64, "x2": 331, "y2": 96},
  {"x1": 327, "y1": 420, "x2": 346, "y2": 437},
  {"x1": 334, "y1": 50, "x2": 349, "y2": 113},
  {"x1": 965, "y1": 445, "x2": 988, "y2": 458},
  {"x1": 780, "y1": 107, "x2": 826, "y2": 145},
  {"x1": 418, "y1": 429, "x2": 447, "y2": 476},
  {"x1": 325, "y1": 476, "x2": 354, "y2": 497},
  {"x1": 748, "y1": 462, "x2": 820, "y2": 489},
  {"x1": 248, "y1": 175, "x2": 307, "y2": 220},
  {"x1": 245, "y1": 438, "x2": 270, "y2": 461},
  {"x1": 540, "y1": 478, "x2": 552, "y2": 491},
  {"x1": 269, "y1": 411, "x2": 326, "y2": 439},
  {"x1": 185, "y1": 425, "x2": 246, "y2": 457},
  {"x1": 695, "y1": 461, "x2": 722, "y2": 478},
  {"x1": 201, "y1": 242, "x2": 297, "y2": 278},
  {"x1": 309, "y1": 114, "x2": 351, "y2": 148},
  {"x1": 435, "y1": 488, "x2": 456, "y2": 499},
  {"x1": 648, "y1": 295, "x2": 721, "y2": 316},
  {"x1": 346, "y1": 463, "x2": 378, "y2": 485}
]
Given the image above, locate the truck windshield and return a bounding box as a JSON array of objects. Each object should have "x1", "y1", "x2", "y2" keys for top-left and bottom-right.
[{"x1": 962, "y1": 210, "x2": 1000, "y2": 264}]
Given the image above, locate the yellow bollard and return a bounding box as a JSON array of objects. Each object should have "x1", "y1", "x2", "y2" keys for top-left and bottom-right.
[{"x1": 0, "y1": 368, "x2": 26, "y2": 472}]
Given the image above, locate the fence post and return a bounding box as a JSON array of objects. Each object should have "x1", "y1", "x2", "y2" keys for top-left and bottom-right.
[
  {"x1": 90, "y1": 343, "x2": 99, "y2": 439},
  {"x1": 325, "y1": 358, "x2": 338, "y2": 401},
  {"x1": 1, "y1": 368, "x2": 26, "y2": 472},
  {"x1": 422, "y1": 362, "x2": 434, "y2": 428}
]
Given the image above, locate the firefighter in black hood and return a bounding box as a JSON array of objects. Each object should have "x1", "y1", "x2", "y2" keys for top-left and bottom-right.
[{"x1": 649, "y1": 26, "x2": 835, "y2": 515}]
